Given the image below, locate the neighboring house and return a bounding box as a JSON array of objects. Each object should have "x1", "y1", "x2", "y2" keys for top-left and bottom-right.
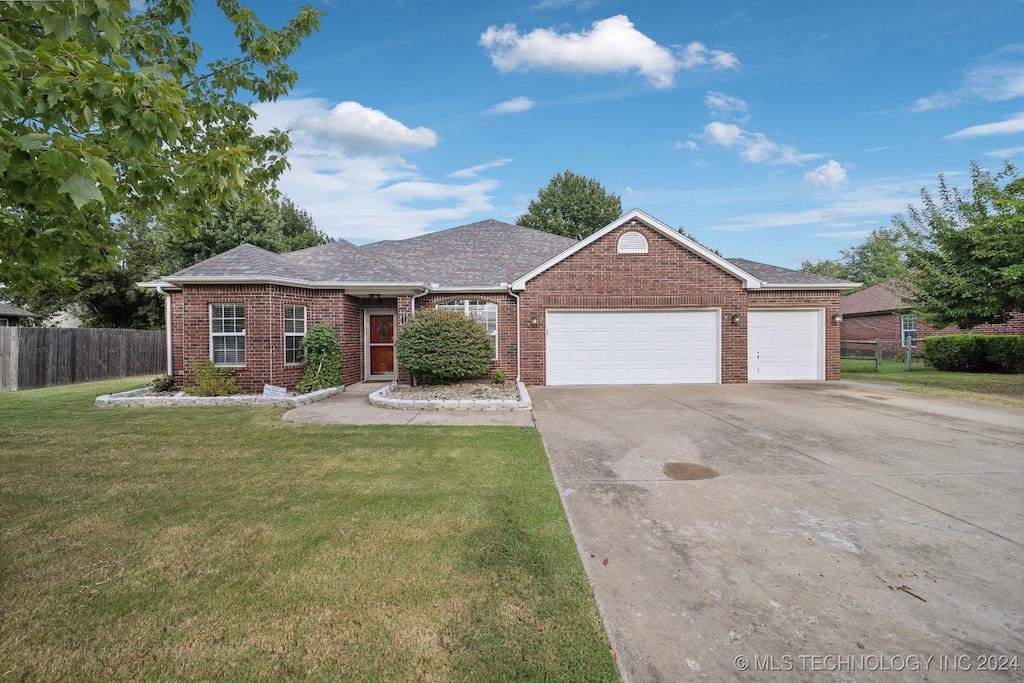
[
  {"x1": 0, "y1": 303, "x2": 37, "y2": 327},
  {"x1": 141, "y1": 209, "x2": 859, "y2": 391},
  {"x1": 841, "y1": 280, "x2": 1024, "y2": 350}
]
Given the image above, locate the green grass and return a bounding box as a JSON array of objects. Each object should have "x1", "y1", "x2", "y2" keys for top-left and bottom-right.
[
  {"x1": 841, "y1": 358, "x2": 1024, "y2": 407},
  {"x1": 0, "y1": 379, "x2": 618, "y2": 682}
]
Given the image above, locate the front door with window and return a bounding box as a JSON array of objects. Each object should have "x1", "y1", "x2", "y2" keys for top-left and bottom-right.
[{"x1": 366, "y1": 311, "x2": 397, "y2": 380}]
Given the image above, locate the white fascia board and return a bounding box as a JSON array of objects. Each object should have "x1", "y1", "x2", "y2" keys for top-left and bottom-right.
[
  {"x1": 426, "y1": 286, "x2": 510, "y2": 294},
  {"x1": 137, "y1": 280, "x2": 181, "y2": 291},
  {"x1": 511, "y1": 208, "x2": 762, "y2": 290},
  {"x1": 761, "y1": 282, "x2": 864, "y2": 290}
]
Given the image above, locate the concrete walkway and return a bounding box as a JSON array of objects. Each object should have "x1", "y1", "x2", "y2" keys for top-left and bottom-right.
[
  {"x1": 531, "y1": 381, "x2": 1024, "y2": 682},
  {"x1": 282, "y1": 382, "x2": 535, "y2": 426}
]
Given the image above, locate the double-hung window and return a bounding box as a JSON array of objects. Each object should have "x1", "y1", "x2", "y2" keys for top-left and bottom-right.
[
  {"x1": 901, "y1": 314, "x2": 917, "y2": 347},
  {"x1": 436, "y1": 300, "x2": 498, "y2": 359},
  {"x1": 284, "y1": 305, "x2": 307, "y2": 364},
  {"x1": 211, "y1": 304, "x2": 245, "y2": 366}
]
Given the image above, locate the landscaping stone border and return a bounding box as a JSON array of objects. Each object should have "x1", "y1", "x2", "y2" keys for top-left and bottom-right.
[
  {"x1": 95, "y1": 386, "x2": 341, "y2": 408},
  {"x1": 369, "y1": 382, "x2": 532, "y2": 411}
]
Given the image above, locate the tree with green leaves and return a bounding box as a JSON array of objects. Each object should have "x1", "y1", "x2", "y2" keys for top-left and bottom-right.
[
  {"x1": 4, "y1": 195, "x2": 330, "y2": 328},
  {"x1": 157, "y1": 194, "x2": 331, "y2": 273},
  {"x1": 517, "y1": 171, "x2": 622, "y2": 239},
  {"x1": 0, "y1": 0, "x2": 322, "y2": 292},
  {"x1": 895, "y1": 161, "x2": 1024, "y2": 328},
  {"x1": 800, "y1": 227, "x2": 906, "y2": 288}
]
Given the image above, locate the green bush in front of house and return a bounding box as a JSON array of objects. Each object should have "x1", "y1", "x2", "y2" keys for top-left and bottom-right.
[
  {"x1": 920, "y1": 334, "x2": 1024, "y2": 373},
  {"x1": 297, "y1": 324, "x2": 343, "y2": 393},
  {"x1": 395, "y1": 309, "x2": 494, "y2": 384}
]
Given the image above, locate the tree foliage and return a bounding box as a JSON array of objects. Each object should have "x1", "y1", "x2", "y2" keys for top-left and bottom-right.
[
  {"x1": 0, "y1": 0, "x2": 322, "y2": 291},
  {"x1": 800, "y1": 227, "x2": 906, "y2": 287},
  {"x1": 896, "y1": 161, "x2": 1024, "y2": 328},
  {"x1": 517, "y1": 170, "x2": 622, "y2": 239},
  {"x1": 3, "y1": 194, "x2": 329, "y2": 328}
]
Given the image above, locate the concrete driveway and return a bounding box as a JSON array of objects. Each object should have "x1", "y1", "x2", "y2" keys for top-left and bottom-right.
[{"x1": 531, "y1": 382, "x2": 1024, "y2": 682}]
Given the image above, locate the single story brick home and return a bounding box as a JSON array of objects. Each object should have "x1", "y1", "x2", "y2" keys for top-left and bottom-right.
[
  {"x1": 142, "y1": 209, "x2": 859, "y2": 391},
  {"x1": 0, "y1": 303, "x2": 37, "y2": 327},
  {"x1": 841, "y1": 280, "x2": 1024, "y2": 351}
]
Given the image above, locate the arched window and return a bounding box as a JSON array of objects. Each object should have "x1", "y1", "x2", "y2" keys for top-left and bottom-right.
[
  {"x1": 617, "y1": 231, "x2": 648, "y2": 254},
  {"x1": 435, "y1": 300, "x2": 498, "y2": 359}
]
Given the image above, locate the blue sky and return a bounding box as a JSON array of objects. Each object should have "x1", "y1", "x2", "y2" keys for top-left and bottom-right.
[{"x1": 196, "y1": 0, "x2": 1024, "y2": 268}]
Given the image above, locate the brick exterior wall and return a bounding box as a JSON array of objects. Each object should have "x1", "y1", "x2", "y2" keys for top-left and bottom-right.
[
  {"x1": 521, "y1": 220, "x2": 781, "y2": 383},
  {"x1": 169, "y1": 284, "x2": 370, "y2": 393},
  {"x1": 843, "y1": 311, "x2": 1024, "y2": 353}
]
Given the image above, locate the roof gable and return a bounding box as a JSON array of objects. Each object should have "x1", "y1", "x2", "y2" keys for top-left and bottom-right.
[{"x1": 511, "y1": 209, "x2": 762, "y2": 290}]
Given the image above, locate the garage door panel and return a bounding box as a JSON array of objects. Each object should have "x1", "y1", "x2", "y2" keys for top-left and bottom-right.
[
  {"x1": 748, "y1": 310, "x2": 822, "y2": 381},
  {"x1": 546, "y1": 310, "x2": 719, "y2": 385}
]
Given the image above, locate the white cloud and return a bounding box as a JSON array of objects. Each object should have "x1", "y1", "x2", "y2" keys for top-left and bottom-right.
[
  {"x1": 913, "y1": 51, "x2": 1024, "y2": 111},
  {"x1": 487, "y1": 96, "x2": 536, "y2": 114},
  {"x1": 296, "y1": 101, "x2": 438, "y2": 156},
  {"x1": 704, "y1": 177, "x2": 930, "y2": 232},
  {"x1": 448, "y1": 158, "x2": 514, "y2": 179},
  {"x1": 251, "y1": 98, "x2": 501, "y2": 242},
  {"x1": 679, "y1": 42, "x2": 741, "y2": 70},
  {"x1": 479, "y1": 15, "x2": 738, "y2": 90},
  {"x1": 984, "y1": 145, "x2": 1024, "y2": 158},
  {"x1": 704, "y1": 91, "x2": 748, "y2": 118},
  {"x1": 699, "y1": 121, "x2": 820, "y2": 165},
  {"x1": 803, "y1": 160, "x2": 849, "y2": 189},
  {"x1": 946, "y1": 111, "x2": 1024, "y2": 138}
]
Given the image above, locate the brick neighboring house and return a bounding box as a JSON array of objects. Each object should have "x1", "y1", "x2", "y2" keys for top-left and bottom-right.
[
  {"x1": 0, "y1": 303, "x2": 37, "y2": 327},
  {"x1": 141, "y1": 209, "x2": 859, "y2": 391},
  {"x1": 840, "y1": 280, "x2": 1024, "y2": 351}
]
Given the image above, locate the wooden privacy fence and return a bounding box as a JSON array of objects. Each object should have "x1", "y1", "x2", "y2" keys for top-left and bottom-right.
[{"x1": 0, "y1": 327, "x2": 165, "y2": 391}]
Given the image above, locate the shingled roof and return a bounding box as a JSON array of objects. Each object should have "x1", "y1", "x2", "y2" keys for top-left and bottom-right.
[
  {"x1": 840, "y1": 280, "x2": 909, "y2": 315},
  {"x1": 284, "y1": 240, "x2": 410, "y2": 282},
  {"x1": 727, "y1": 258, "x2": 857, "y2": 288},
  {"x1": 0, "y1": 302, "x2": 37, "y2": 318},
  {"x1": 170, "y1": 244, "x2": 309, "y2": 281},
  {"x1": 360, "y1": 220, "x2": 576, "y2": 288}
]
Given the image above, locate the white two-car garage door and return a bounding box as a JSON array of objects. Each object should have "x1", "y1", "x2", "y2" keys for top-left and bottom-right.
[
  {"x1": 747, "y1": 310, "x2": 823, "y2": 381},
  {"x1": 546, "y1": 310, "x2": 719, "y2": 385}
]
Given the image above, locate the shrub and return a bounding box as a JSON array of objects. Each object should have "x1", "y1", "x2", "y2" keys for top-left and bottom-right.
[
  {"x1": 983, "y1": 335, "x2": 1024, "y2": 373},
  {"x1": 920, "y1": 334, "x2": 1024, "y2": 373},
  {"x1": 296, "y1": 324, "x2": 343, "y2": 393},
  {"x1": 185, "y1": 359, "x2": 242, "y2": 396},
  {"x1": 150, "y1": 374, "x2": 177, "y2": 392},
  {"x1": 395, "y1": 309, "x2": 493, "y2": 384},
  {"x1": 491, "y1": 370, "x2": 506, "y2": 384}
]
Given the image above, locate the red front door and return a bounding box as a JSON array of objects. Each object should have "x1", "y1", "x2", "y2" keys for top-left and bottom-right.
[{"x1": 368, "y1": 314, "x2": 395, "y2": 376}]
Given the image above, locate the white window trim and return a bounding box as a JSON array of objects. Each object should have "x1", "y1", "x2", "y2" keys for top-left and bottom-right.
[
  {"x1": 0, "y1": 318, "x2": 9, "y2": 327},
  {"x1": 436, "y1": 299, "x2": 498, "y2": 360},
  {"x1": 901, "y1": 314, "x2": 917, "y2": 347},
  {"x1": 210, "y1": 303, "x2": 246, "y2": 367},
  {"x1": 284, "y1": 305, "x2": 307, "y2": 365}
]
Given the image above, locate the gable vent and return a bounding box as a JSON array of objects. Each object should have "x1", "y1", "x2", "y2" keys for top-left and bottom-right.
[{"x1": 617, "y1": 231, "x2": 648, "y2": 254}]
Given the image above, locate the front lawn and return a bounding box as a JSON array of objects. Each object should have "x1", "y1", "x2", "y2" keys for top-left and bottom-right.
[
  {"x1": 842, "y1": 359, "x2": 1024, "y2": 407},
  {"x1": 0, "y1": 379, "x2": 618, "y2": 682}
]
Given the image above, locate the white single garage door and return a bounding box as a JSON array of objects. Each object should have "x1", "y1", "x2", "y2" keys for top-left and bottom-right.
[
  {"x1": 748, "y1": 310, "x2": 823, "y2": 381},
  {"x1": 546, "y1": 310, "x2": 719, "y2": 385}
]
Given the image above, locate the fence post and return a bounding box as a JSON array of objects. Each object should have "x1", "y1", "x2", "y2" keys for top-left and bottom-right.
[
  {"x1": 905, "y1": 339, "x2": 912, "y2": 371},
  {"x1": 874, "y1": 339, "x2": 882, "y2": 372}
]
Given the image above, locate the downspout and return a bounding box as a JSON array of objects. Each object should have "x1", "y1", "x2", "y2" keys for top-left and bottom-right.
[
  {"x1": 507, "y1": 288, "x2": 522, "y2": 383},
  {"x1": 156, "y1": 285, "x2": 173, "y2": 376},
  {"x1": 408, "y1": 286, "x2": 431, "y2": 386}
]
